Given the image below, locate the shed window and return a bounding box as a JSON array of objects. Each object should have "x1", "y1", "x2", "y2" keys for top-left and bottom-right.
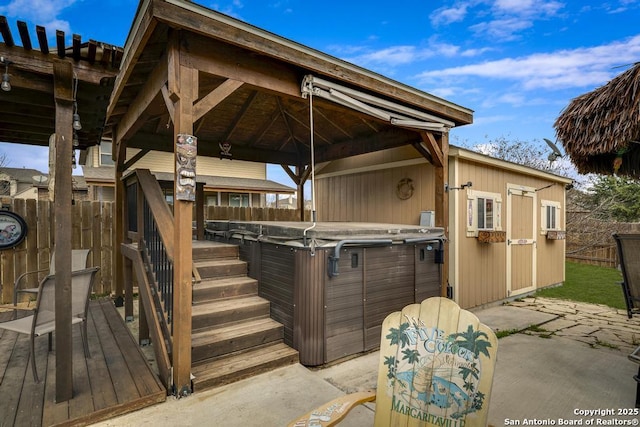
[
  {"x1": 466, "y1": 190, "x2": 502, "y2": 237},
  {"x1": 541, "y1": 200, "x2": 561, "y2": 234}
]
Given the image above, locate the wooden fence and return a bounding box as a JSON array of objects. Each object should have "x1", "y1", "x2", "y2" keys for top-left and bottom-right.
[
  {"x1": 0, "y1": 199, "x2": 114, "y2": 304},
  {"x1": 566, "y1": 244, "x2": 618, "y2": 268},
  {"x1": 0, "y1": 200, "x2": 309, "y2": 304}
]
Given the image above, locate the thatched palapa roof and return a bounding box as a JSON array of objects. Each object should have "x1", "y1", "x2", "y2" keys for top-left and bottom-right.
[{"x1": 554, "y1": 62, "x2": 640, "y2": 177}]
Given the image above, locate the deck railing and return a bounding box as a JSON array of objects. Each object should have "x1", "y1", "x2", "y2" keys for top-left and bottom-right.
[{"x1": 121, "y1": 169, "x2": 185, "y2": 390}]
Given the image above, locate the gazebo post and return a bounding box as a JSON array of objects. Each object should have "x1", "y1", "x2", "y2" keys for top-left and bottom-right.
[
  {"x1": 168, "y1": 31, "x2": 195, "y2": 396},
  {"x1": 52, "y1": 59, "x2": 74, "y2": 402}
]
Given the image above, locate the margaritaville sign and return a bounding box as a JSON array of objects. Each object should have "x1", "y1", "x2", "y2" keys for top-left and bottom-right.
[{"x1": 375, "y1": 298, "x2": 498, "y2": 427}]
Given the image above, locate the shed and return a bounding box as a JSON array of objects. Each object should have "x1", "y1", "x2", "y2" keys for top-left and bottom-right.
[{"x1": 314, "y1": 145, "x2": 572, "y2": 308}]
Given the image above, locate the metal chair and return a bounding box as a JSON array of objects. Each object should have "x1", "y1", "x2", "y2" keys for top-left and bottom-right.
[
  {"x1": 0, "y1": 267, "x2": 100, "y2": 382},
  {"x1": 288, "y1": 297, "x2": 498, "y2": 427},
  {"x1": 613, "y1": 233, "x2": 640, "y2": 318},
  {"x1": 13, "y1": 248, "x2": 91, "y2": 306}
]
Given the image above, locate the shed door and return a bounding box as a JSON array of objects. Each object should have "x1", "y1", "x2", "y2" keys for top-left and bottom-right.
[{"x1": 507, "y1": 185, "x2": 537, "y2": 296}]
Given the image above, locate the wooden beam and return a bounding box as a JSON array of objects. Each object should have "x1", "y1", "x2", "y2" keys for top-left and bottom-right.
[
  {"x1": 0, "y1": 16, "x2": 14, "y2": 47},
  {"x1": 412, "y1": 141, "x2": 434, "y2": 165},
  {"x1": 56, "y1": 30, "x2": 65, "y2": 58},
  {"x1": 182, "y1": 33, "x2": 300, "y2": 99},
  {"x1": 52, "y1": 59, "x2": 74, "y2": 402},
  {"x1": 193, "y1": 78, "x2": 244, "y2": 121},
  {"x1": 36, "y1": 25, "x2": 49, "y2": 54},
  {"x1": 420, "y1": 131, "x2": 443, "y2": 167},
  {"x1": 281, "y1": 164, "x2": 301, "y2": 185},
  {"x1": 17, "y1": 21, "x2": 31, "y2": 51},
  {"x1": 170, "y1": 30, "x2": 195, "y2": 394},
  {"x1": 432, "y1": 132, "x2": 449, "y2": 297},
  {"x1": 154, "y1": 0, "x2": 473, "y2": 125},
  {"x1": 123, "y1": 148, "x2": 150, "y2": 170},
  {"x1": 160, "y1": 84, "x2": 175, "y2": 123},
  {"x1": 107, "y1": 2, "x2": 157, "y2": 117},
  {"x1": 114, "y1": 54, "x2": 168, "y2": 144}
]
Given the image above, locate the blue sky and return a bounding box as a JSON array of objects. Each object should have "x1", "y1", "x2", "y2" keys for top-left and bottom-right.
[{"x1": 1, "y1": 0, "x2": 639, "y2": 186}]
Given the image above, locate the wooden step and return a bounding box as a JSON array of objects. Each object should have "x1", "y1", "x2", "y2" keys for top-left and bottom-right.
[
  {"x1": 195, "y1": 259, "x2": 247, "y2": 279},
  {"x1": 191, "y1": 342, "x2": 299, "y2": 391},
  {"x1": 192, "y1": 276, "x2": 258, "y2": 303},
  {"x1": 191, "y1": 296, "x2": 270, "y2": 330},
  {"x1": 192, "y1": 317, "x2": 284, "y2": 362},
  {"x1": 192, "y1": 241, "x2": 239, "y2": 261}
]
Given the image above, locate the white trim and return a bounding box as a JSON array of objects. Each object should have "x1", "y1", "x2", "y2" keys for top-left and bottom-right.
[
  {"x1": 540, "y1": 199, "x2": 562, "y2": 235},
  {"x1": 449, "y1": 146, "x2": 572, "y2": 184},
  {"x1": 449, "y1": 157, "x2": 461, "y2": 304},
  {"x1": 506, "y1": 184, "x2": 537, "y2": 297}
]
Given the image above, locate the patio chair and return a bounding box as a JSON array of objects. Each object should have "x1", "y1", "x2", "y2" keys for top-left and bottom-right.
[
  {"x1": 288, "y1": 297, "x2": 498, "y2": 427},
  {"x1": 13, "y1": 248, "x2": 91, "y2": 306},
  {"x1": 613, "y1": 233, "x2": 640, "y2": 318},
  {"x1": 0, "y1": 267, "x2": 100, "y2": 382}
]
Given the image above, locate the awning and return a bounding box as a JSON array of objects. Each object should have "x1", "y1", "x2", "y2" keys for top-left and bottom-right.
[{"x1": 301, "y1": 75, "x2": 454, "y2": 132}]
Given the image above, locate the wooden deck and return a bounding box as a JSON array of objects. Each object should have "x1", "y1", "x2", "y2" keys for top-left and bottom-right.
[{"x1": 0, "y1": 299, "x2": 166, "y2": 427}]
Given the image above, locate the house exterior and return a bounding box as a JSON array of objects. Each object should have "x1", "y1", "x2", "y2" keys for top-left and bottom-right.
[
  {"x1": 81, "y1": 141, "x2": 295, "y2": 205},
  {"x1": 314, "y1": 145, "x2": 572, "y2": 309},
  {"x1": 0, "y1": 167, "x2": 88, "y2": 203}
]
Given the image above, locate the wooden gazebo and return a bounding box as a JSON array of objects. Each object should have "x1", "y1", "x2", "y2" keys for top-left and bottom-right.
[
  {"x1": 555, "y1": 62, "x2": 640, "y2": 177},
  {"x1": 106, "y1": 0, "x2": 473, "y2": 396},
  {"x1": 0, "y1": 17, "x2": 122, "y2": 402}
]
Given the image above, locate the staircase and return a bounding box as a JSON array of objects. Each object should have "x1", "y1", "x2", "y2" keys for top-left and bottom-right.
[{"x1": 189, "y1": 240, "x2": 298, "y2": 391}]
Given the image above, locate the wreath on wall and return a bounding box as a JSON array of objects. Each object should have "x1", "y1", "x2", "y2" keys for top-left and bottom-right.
[{"x1": 396, "y1": 178, "x2": 414, "y2": 200}]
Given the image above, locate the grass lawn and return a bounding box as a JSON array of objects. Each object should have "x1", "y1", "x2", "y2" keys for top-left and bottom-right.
[{"x1": 535, "y1": 261, "x2": 627, "y2": 310}]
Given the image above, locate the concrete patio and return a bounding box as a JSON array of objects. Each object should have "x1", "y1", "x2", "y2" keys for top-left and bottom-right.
[{"x1": 91, "y1": 297, "x2": 640, "y2": 426}]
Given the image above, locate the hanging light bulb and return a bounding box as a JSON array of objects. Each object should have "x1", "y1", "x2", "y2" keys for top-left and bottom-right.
[
  {"x1": 1, "y1": 58, "x2": 11, "y2": 92},
  {"x1": 72, "y1": 101, "x2": 82, "y2": 130},
  {"x1": 71, "y1": 150, "x2": 77, "y2": 169},
  {"x1": 73, "y1": 131, "x2": 79, "y2": 147}
]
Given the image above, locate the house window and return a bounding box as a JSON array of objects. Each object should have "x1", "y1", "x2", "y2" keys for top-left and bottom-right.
[
  {"x1": 466, "y1": 190, "x2": 502, "y2": 237},
  {"x1": 100, "y1": 141, "x2": 115, "y2": 166},
  {"x1": 206, "y1": 195, "x2": 219, "y2": 207},
  {"x1": 229, "y1": 193, "x2": 250, "y2": 207},
  {"x1": 541, "y1": 200, "x2": 561, "y2": 234}
]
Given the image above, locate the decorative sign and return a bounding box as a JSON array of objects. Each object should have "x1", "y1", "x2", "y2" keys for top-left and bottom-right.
[
  {"x1": 546, "y1": 230, "x2": 566, "y2": 240},
  {"x1": 176, "y1": 134, "x2": 197, "y2": 201},
  {"x1": 376, "y1": 298, "x2": 497, "y2": 426},
  {"x1": 0, "y1": 210, "x2": 27, "y2": 250},
  {"x1": 219, "y1": 142, "x2": 232, "y2": 159}
]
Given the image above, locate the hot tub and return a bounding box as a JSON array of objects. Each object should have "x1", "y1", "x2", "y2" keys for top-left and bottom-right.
[{"x1": 206, "y1": 220, "x2": 444, "y2": 365}]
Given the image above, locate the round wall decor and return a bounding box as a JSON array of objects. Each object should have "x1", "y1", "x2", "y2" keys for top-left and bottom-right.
[
  {"x1": 396, "y1": 178, "x2": 414, "y2": 200},
  {"x1": 0, "y1": 210, "x2": 27, "y2": 250}
]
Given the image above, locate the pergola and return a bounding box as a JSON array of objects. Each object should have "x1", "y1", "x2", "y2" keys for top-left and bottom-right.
[
  {"x1": 106, "y1": 0, "x2": 473, "y2": 394},
  {"x1": 0, "y1": 16, "x2": 122, "y2": 401},
  {"x1": 555, "y1": 62, "x2": 640, "y2": 177}
]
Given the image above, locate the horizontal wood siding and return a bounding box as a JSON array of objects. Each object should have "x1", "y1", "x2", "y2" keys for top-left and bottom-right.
[
  {"x1": 325, "y1": 248, "x2": 364, "y2": 363},
  {"x1": 363, "y1": 245, "x2": 415, "y2": 350},
  {"x1": 294, "y1": 249, "x2": 326, "y2": 365},
  {"x1": 259, "y1": 244, "x2": 295, "y2": 345},
  {"x1": 125, "y1": 148, "x2": 266, "y2": 179}
]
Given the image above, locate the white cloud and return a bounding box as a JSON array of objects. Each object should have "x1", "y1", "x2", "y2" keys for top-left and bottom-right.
[
  {"x1": 416, "y1": 34, "x2": 640, "y2": 91},
  {"x1": 430, "y1": 3, "x2": 470, "y2": 26},
  {"x1": 0, "y1": 0, "x2": 76, "y2": 30},
  {"x1": 469, "y1": 17, "x2": 533, "y2": 41}
]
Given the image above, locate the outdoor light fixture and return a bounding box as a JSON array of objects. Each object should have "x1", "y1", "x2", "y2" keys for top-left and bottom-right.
[
  {"x1": 445, "y1": 181, "x2": 473, "y2": 192},
  {"x1": 1, "y1": 57, "x2": 11, "y2": 92},
  {"x1": 73, "y1": 131, "x2": 79, "y2": 147},
  {"x1": 71, "y1": 150, "x2": 77, "y2": 169},
  {"x1": 72, "y1": 72, "x2": 82, "y2": 130}
]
